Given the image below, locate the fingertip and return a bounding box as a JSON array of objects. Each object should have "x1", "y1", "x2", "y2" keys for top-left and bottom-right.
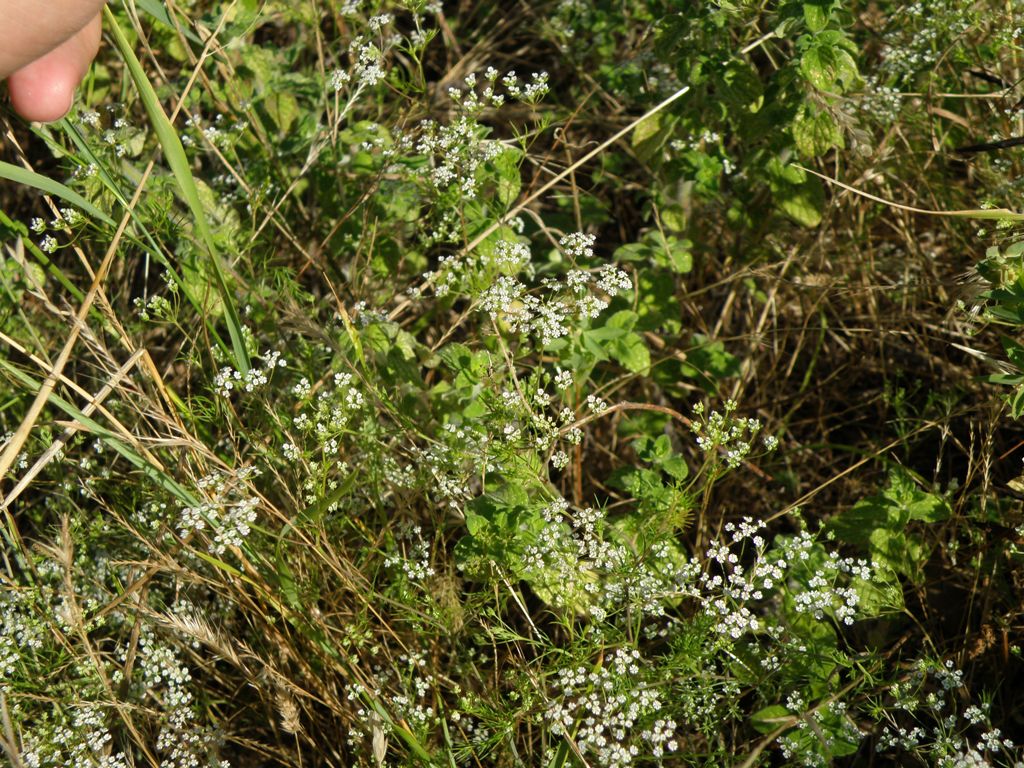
[
  {"x1": 6, "y1": 17, "x2": 102, "y2": 123},
  {"x1": 8, "y1": 65, "x2": 76, "y2": 122}
]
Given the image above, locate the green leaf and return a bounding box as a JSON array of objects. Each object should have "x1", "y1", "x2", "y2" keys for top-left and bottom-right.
[
  {"x1": 851, "y1": 569, "x2": 904, "y2": 615},
  {"x1": 609, "y1": 332, "x2": 651, "y2": 373},
  {"x1": 659, "y1": 205, "x2": 687, "y2": 232},
  {"x1": 632, "y1": 112, "x2": 676, "y2": 163},
  {"x1": 613, "y1": 242, "x2": 650, "y2": 263},
  {"x1": 803, "y1": 3, "x2": 829, "y2": 33},
  {"x1": 717, "y1": 61, "x2": 763, "y2": 112},
  {"x1": 766, "y1": 161, "x2": 824, "y2": 227},
  {"x1": 1013, "y1": 385, "x2": 1024, "y2": 419},
  {"x1": 681, "y1": 334, "x2": 740, "y2": 390},
  {"x1": 134, "y1": 0, "x2": 202, "y2": 43},
  {"x1": 827, "y1": 469, "x2": 948, "y2": 582},
  {"x1": 492, "y1": 148, "x2": 522, "y2": 209},
  {"x1": 635, "y1": 268, "x2": 681, "y2": 333},
  {"x1": 648, "y1": 233, "x2": 693, "y2": 273},
  {"x1": 792, "y1": 104, "x2": 844, "y2": 158},
  {"x1": 632, "y1": 112, "x2": 662, "y2": 148},
  {"x1": 661, "y1": 455, "x2": 689, "y2": 482},
  {"x1": 438, "y1": 343, "x2": 475, "y2": 375},
  {"x1": 667, "y1": 240, "x2": 693, "y2": 273},
  {"x1": 751, "y1": 705, "x2": 792, "y2": 734},
  {"x1": 464, "y1": 508, "x2": 487, "y2": 537},
  {"x1": 779, "y1": 176, "x2": 825, "y2": 227},
  {"x1": 800, "y1": 41, "x2": 858, "y2": 92},
  {"x1": 1002, "y1": 336, "x2": 1024, "y2": 370},
  {"x1": 264, "y1": 89, "x2": 300, "y2": 136},
  {"x1": 606, "y1": 310, "x2": 638, "y2": 332},
  {"x1": 635, "y1": 434, "x2": 672, "y2": 463}
]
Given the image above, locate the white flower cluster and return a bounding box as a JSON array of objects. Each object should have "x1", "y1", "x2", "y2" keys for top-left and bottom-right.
[
  {"x1": 17, "y1": 705, "x2": 131, "y2": 768},
  {"x1": 776, "y1": 533, "x2": 864, "y2": 624},
  {"x1": 690, "y1": 399, "x2": 777, "y2": 468},
  {"x1": 545, "y1": 648, "x2": 678, "y2": 767},
  {"x1": 447, "y1": 69, "x2": 506, "y2": 114},
  {"x1": 523, "y1": 501, "x2": 881, "y2": 660},
  {"x1": 346, "y1": 652, "x2": 439, "y2": 751},
  {"x1": 132, "y1": 627, "x2": 227, "y2": 768},
  {"x1": 4, "y1": 562, "x2": 128, "y2": 768},
  {"x1": 31, "y1": 207, "x2": 83, "y2": 235},
  {"x1": 39, "y1": 234, "x2": 59, "y2": 254},
  {"x1": 501, "y1": 70, "x2": 550, "y2": 102},
  {"x1": 348, "y1": 35, "x2": 387, "y2": 87},
  {"x1": 670, "y1": 128, "x2": 722, "y2": 154},
  {"x1": 291, "y1": 371, "x2": 366, "y2": 442},
  {"x1": 179, "y1": 467, "x2": 261, "y2": 555},
  {"x1": 522, "y1": 501, "x2": 678, "y2": 620},
  {"x1": 214, "y1": 349, "x2": 287, "y2": 397},
  {"x1": 134, "y1": 292, "x2": 173, "y2": 321},
  {"x1": 560, "y1": 231, "x2": 596, "y2": 260},
  {"x1": 417, "y1": 421, "x2": 492, "y2": 513},
  {"x1": 1, "y1": 586, "x2": 46, "y2": 684},
  {"x1": 423, "y1": 237, "x2": 533, "y2": 299},
  {"x1": 405, "y1": 66, "x2": 550, "y2": 218},
  {"x1": 78, "y1": 108, "x2": 101, "y2": 128},
  {"x1": 327, "y1": 3, "x2": 417, "y2": 96},
  {"x1": 878, "y1": 1, "x2": 971, "y2": 85},
  {"x1": 11, "y1": 589, "x2": 226, "y2": 768},
  {"x1": 476, "y1": 236, "x2": 633, "y2": 347},
  {"x1": 73, "y1": 106, "x2": 150, "y2": 158},
  {"x1": 384, "y1": 525, "x2": 436, "y2": 581},
  {"x1": 181, "y1": 112, "x2": 247, "y2": 149},
  {"x1": 778, "y1": 700, "x2": 864, "y2": 767},
  {"x1": 876, "y1": 659, "x2": 1018, "y2": 765},
  {"x1": 416, "y1": 115, "x2": 503, "y2": 199},
  {"x1": 553, "y1": 368, "x2": 574, "y2": 390},
  {"x1": 858, "y1": 73, "x2": 903, "y2": 124}
]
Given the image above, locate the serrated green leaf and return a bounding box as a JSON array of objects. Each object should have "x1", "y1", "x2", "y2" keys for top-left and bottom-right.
[
  {"x1": 492, "y1": 148, "x2": 522, "y2": 209},
  {"x1": 610, "y1": 331, "x2": 651, "y2": 373},
  {"x1": 800, "y1": 42, "x2": 857, "y2": 92},
  {"x1": 803, "y1": 3, "x2": 829, "y2": 32},
  {"x1": 792, "y1": 104, "x2": 844, "y2": 158}
]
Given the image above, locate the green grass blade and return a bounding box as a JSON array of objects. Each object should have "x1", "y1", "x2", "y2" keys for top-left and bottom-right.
[
  {"x1": 0, "y1": 161, "x2": 115, "y2": 227},
  {"x1": 0, "y1": 359, "x2": 199, "y2": 507},
  {"x1": 134, "y1": 0, "x2": 202, "y2": 44},
  {"x1": 53, "y1": 119, "x2": 230, "y2": 353},
  {"x1": 104, "y1": 4, "x2": 251, "y2": 374}
]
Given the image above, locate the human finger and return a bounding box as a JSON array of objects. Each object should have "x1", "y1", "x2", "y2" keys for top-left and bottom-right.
[
  {"x1": 7, "y1": 13, "x2": 102, "y2": 123},
  {"x1": 0, "y1": 0, "x2": 106, "y2": 79}
]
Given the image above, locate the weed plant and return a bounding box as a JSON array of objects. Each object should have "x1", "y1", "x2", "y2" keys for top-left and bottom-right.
[{"x1": 2, "y1": 1, "x2": 1024, "y2": 767}]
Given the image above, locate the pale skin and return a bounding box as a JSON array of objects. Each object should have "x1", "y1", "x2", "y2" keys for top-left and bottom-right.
[{"x1": 1, "y1": 0, "x2": 107, "y2": 123}]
